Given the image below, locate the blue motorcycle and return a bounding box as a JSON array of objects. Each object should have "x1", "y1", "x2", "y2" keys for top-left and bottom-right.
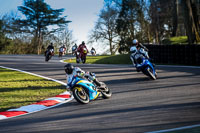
[
  {"x1": 68, "y1": 74, "x2": 112, "y2": 104},
  {"x1": 134, "y1": 54, "x2": 157, "y2": 80}
]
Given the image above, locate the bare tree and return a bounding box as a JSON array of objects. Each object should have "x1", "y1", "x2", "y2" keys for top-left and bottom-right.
[{"x1": 89, "y1": 2, "x2": 119, "y2": 55}]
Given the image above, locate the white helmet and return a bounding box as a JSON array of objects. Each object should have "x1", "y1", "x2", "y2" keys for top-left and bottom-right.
[{"x1": 132, "y1": 39, "x2": 138, "y2": 44}]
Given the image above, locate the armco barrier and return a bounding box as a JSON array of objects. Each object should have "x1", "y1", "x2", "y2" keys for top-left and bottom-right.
[{"x1": 144, "y1": 44, "x2": 200, "y2": 66}]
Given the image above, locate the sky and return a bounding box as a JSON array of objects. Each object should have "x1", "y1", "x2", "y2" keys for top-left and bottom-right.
[{"x1": 0, "y1": 0, "x2": 105, "y2": 51}]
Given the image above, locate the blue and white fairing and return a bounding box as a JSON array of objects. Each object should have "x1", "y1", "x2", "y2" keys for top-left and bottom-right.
[
  {"x1": 69, "y1": 76, "x2": 100, "y2": 100},
  {"x1": 136, "y1": 58, "x2": 156, "y2": 75}
]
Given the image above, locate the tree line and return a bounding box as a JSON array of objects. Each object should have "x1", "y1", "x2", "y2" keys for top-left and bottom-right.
[
  {"x1": 0, "y1": 0, "x2": 199, "y2": 55},
  {"x1": 0, "y1": 0, "x2": 74, "y2": 55},
  {"x1": 89, "y1": 0, "x2": 200, "y2": 55}
]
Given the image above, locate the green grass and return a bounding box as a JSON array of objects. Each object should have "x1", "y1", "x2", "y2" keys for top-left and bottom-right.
[
  {"x1": 162, "y1": 36, "x2": 188, "y2": 45},
  {"x1": 0, "y1": 68, "x2": 65, "y2": 112},
  {"x1": 65, "y1": 54, "x2": 132, "y2": 64},
  {"x1": 166, "y1": 127, "x2": 200, "y2": 133},
  {"x1": 170, "y1": 36, "x2": 188, "y2": 44}
]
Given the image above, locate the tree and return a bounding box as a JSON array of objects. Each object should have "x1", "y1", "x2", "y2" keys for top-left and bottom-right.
[
  {"x1": 54, "y1": 26, "x2": 76, "y2": 53},
  {"x1": 116, "y1": 0, "x2": 149, "y2": 53},
  {"x1": 89, "y1": 2, "x2": 119, "y2": 55},
  {"x1": 17, "y1": 0, "x2": 71, "y2": 54},
  {"x1": 180, "y1": 0, "x2": 200, "y2": 44}
]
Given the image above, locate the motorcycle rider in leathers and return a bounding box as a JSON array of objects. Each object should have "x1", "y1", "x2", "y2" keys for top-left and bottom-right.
[
  {"x1": 77, "y1": 41, "x2": 88, "y2": 55},
  {"x1": 130, "y1": 39, "x2": 149, "y2": 72},
  {"x1": 45, "y1": 43, "x2": 54, "y2": 56},
  {"x1": 64, "y1": 63, "x2": 101, "y2": 90}
]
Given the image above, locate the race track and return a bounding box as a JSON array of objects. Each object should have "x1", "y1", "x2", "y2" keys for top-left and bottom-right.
[{"x1": 0, "y1": 55, "x2": 200, "y2": 133}]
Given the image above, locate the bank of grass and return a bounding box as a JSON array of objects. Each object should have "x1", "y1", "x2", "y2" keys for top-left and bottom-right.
[
  {"x1": 0, "y1": 67, "x2": 65, "y2": 112},
  {"x1": 162, "y1": 36, "x2": 188, "y2": 44},
  {"x1": 65, "y1": 54, "x2": 132, "y2": 64}
]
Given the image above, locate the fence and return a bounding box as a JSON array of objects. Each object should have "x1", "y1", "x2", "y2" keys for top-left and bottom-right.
[{"x1": 144, "y1": 45, "x2": 200, "y2": 66}]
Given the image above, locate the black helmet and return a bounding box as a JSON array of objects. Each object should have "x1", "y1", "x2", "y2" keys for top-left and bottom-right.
[
  {"x1": 64, "y1": 63, "x2": 74, "y2": 74},
  {"x1": 82, "y1": 41, "x2": 85, "y2": 45}
]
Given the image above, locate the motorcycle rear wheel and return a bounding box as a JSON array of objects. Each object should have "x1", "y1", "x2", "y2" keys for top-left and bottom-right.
[{"x1": 73, "y1": 86, "x2": 89, "y2": 104}]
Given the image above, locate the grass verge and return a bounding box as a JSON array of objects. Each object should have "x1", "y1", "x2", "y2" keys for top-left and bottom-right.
[
  {"x1": 65, "y1": 54, "x2": 132, "y2": 64},
  {"x1": 0, "y1": 67, "x2": 65, "y2": 112}
]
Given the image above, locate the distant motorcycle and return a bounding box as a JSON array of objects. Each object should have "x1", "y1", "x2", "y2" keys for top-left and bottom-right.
[
  {"x1": 59, "y1": 47, "x2": 66, "y2": 58},
  {"x1": 72, "y1": 46, "x2": 77, "y2": 55},
  {"x1": 76, "y1": 48, "x2": 87, "y2": 64},
  {"x1": 130, "y1": 48, "x2": 157, "y2": 80},
  {"x1": 45, "y1": 49, "x2": 54, "y2": 62},
  {"x1": 91, "y1": 49, "x2": 96, "y2": 56},
  {"x1": 68, "y1": 73, "x2": 112, "y2": 104}
]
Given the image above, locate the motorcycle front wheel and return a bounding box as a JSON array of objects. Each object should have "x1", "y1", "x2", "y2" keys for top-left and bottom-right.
[
  {"x1": 73, "y1": 86, "x2": 89, "y2": 104},
  {"x1": 45, "y1": 54, "x2": 49, "y2": 62},
  {"x1": 147, "y1": 67, "x2": 156, "y2": 80},
  {"x1": 99, "y1": 82, "x2": 112, "y2": 99},
  {"x1": 82, "y1": 56, "x2": 86, "y2": 64}
]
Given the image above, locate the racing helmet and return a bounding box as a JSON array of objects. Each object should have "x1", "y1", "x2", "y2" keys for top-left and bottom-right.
[
  {"x1": 132, "y1": 39, "x2": 138, "y2": 45},
  {"x1": 64, "y1": 63, "x2": 74, "y2": 74}
]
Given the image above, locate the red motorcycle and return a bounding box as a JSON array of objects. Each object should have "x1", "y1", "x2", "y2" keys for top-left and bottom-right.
[
  {"x1": 76, "y1": 48, "x2": 87, "y2": 64},
  {"x1": 81, "y1": 48, "x2": 88, "y2": 63}
]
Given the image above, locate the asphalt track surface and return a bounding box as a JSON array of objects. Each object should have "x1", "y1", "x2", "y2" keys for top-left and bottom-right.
[{"x1": 0, "y1": 55, "x2": 200, "y2": 133}]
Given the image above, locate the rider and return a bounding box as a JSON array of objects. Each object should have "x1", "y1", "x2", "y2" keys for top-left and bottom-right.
[
  {"x1": 45, "y1": 43, "x2": 54, "y2": 56},
  {"x1": 77, "y1": 41, "x2": 88, "y2": 55},
  {"x1": 64, "y1": 63, "x2": 101, "y2": 89},
  {"x1": 130, "y1": 39, "x2": 149, "y2": 71},
  {"x1": 72, "y1": 43, "x2": 77, "y2": 51},
  {"x1": 91, "y1": 47, "x2": 96, "y2": 55},
  {"x1": 59, "y1": 45, "x2": 66, "y2": 55}
]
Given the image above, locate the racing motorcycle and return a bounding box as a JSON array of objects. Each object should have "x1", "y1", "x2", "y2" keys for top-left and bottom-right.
[
  {"x1": 130, "y1": 47, "x2": 157, "y2": 80},
  {"x1": 80, "y1": 48, "x2": 87, "y2": 63},
  {"x1": 59, "y1": 47, "x2": 66, "y2": 58},
  {"x1": 76, "y1": 48, "x2": 87, "y2": 64},
  {"x1": 91, "y1": 49, "x2": 96, "y2": 56},
  {"x1": 69, "y1": 74, "x2": 112, "y2": 104},
  {"x1": 72, "y1": 46, "x2": 77, "y2": 55},
  {"x1": 45, "y1": 49, "x2": 54, "y2": 62}
]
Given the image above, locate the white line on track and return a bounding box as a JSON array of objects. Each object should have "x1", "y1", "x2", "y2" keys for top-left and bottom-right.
[
  {"x1": 0, "y1": 65, "x2": 66, "y2": 85},
  {"x1": 157, "y1": 65, "x2": 200, "y2": 69},
  {"x1": 0, "y1": 65, "x2": 73, "y2": 120},
  {"x1": 146, "y1": 124, "x2": 200, "y2": 133}
]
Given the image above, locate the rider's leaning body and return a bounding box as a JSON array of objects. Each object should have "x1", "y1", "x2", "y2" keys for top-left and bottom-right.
[
  {"x1": 64, "y1": 63, "x2": 101, "y2": 89},
  {"x1": 130, "y1": 39, "x2": 149, "y2": 68},
  {"x1": 77, "y1": 41, "x2": 88, "y2": 55}
]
